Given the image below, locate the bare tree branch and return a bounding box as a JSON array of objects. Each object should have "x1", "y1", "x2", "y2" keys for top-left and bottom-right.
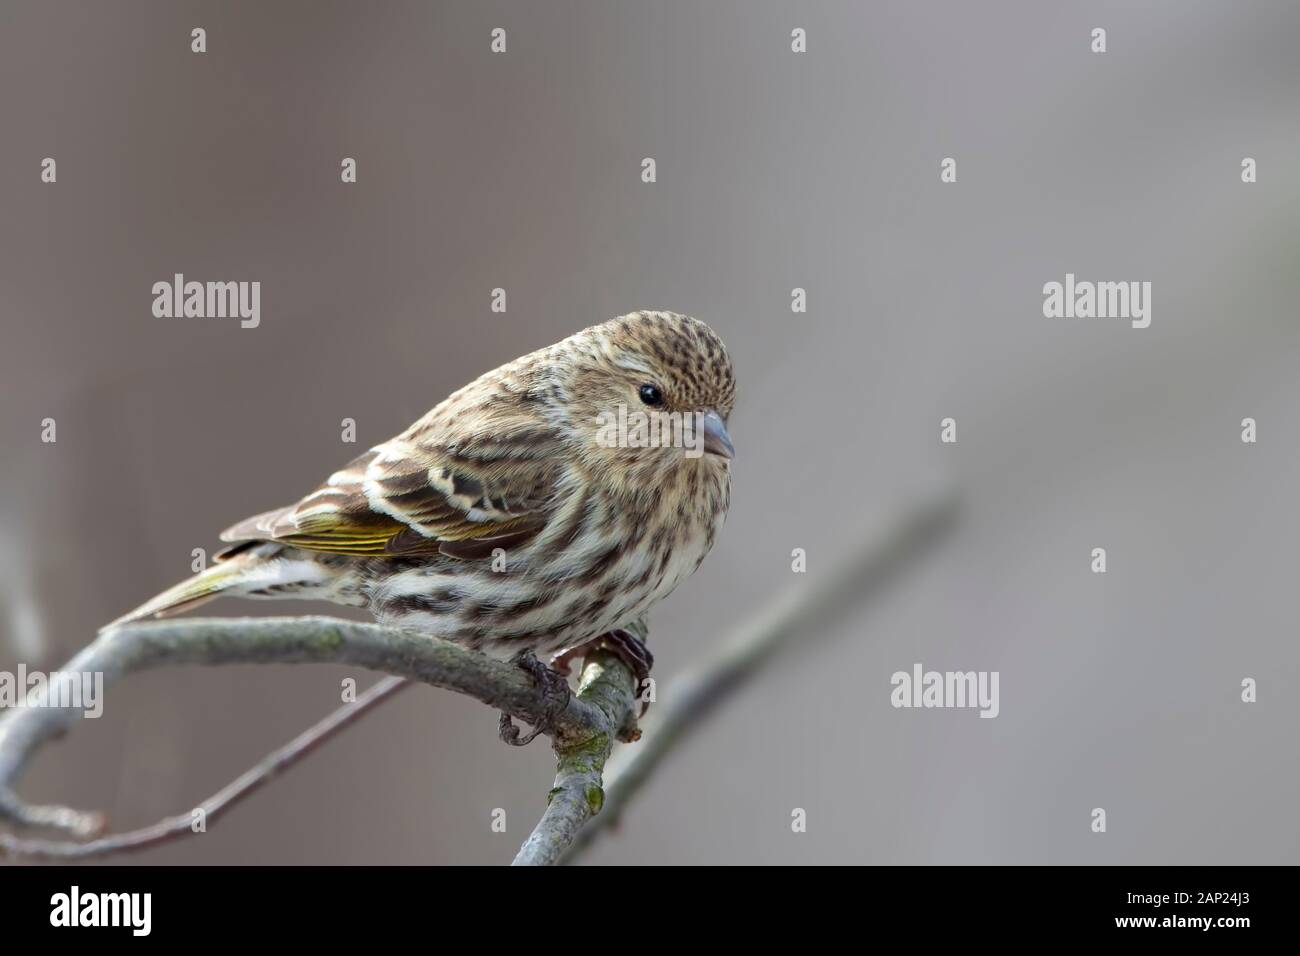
[
  {"x1": 0, "y1": 489, "x2": 956, "y2": 865},
  {"x1": 0, "y1": 615, "x2": 626, "y2": 851}
]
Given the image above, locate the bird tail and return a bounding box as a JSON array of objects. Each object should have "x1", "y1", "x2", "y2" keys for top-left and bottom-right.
[{"x1": 103, "y1": 545, "x2": 268, "y2": 630}]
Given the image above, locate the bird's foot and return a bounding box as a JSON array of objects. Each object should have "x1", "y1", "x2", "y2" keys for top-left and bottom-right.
[
  {"x1": 551, "y1": 628, "x2": 655, "y2": 729},
  {"x1": 601, "y1": 628, "x2": 654, "y2": 717},
  {"x1": 499, "y1": 650, "x2": 571, "y2": 747}
]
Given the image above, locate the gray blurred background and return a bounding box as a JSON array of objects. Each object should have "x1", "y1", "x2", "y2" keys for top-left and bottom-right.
[{"x1": 1, "y1": 0, "x2": 1297, "y2": 864}]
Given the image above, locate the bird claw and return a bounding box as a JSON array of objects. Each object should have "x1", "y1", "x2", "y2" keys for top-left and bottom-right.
[
  {"x1": 499, "y1": 651, "x2": 571, "y2": 747},
  {"x1": 602, "y1": 628, "x2": 655, "y2": 723},
  {"x1": 551, "y1": 628, "x2": 655, "y2": 725}
]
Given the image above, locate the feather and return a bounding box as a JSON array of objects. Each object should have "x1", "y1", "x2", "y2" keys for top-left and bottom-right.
[
  {"x1": 103, "y1": 549, "x2": 264, "y2": 629},
  {"x1": 217, "y1": 410, "x2": 564, "y2": 558}
]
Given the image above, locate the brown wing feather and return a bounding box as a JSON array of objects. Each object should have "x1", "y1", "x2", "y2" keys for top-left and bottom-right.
[{"x1": 219, "y1": 407, "x2": 565, "y2": 559}]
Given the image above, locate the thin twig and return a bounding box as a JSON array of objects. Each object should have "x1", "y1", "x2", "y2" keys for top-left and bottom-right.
[
  {"x1": 0, "y1": 676, "x2": 409, "y2": 860},
  {"x1": 0, "y1": 489, "x2": 956, "y2": 865}
]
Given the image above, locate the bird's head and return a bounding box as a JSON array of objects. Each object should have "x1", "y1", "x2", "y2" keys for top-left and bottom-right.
[{"x1": 557, "y1": 311, "x2": 736, "y2": 480}]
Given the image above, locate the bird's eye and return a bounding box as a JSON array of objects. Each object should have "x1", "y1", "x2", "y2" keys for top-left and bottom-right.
[{"x1": 638, "y1": 383, "x2": 665, "y2": 407}]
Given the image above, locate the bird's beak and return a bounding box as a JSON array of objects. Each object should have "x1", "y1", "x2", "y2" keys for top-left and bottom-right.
[{"x1": 700, "y1": 410, "x2": 735, "y2": 460}]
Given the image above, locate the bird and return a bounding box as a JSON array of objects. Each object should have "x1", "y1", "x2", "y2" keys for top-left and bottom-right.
[{"x1": 108, "y1": 310, "x2": 736, "y2": 741}]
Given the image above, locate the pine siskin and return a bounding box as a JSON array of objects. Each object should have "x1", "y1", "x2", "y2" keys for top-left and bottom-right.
[{"x1": 110, "y1": 311, "x2": 735, "y2": 720}]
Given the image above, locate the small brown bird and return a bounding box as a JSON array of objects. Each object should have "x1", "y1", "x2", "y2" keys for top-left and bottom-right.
[{"x1": 110, "y1": 311, "x2": 735, "y2": 737}]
